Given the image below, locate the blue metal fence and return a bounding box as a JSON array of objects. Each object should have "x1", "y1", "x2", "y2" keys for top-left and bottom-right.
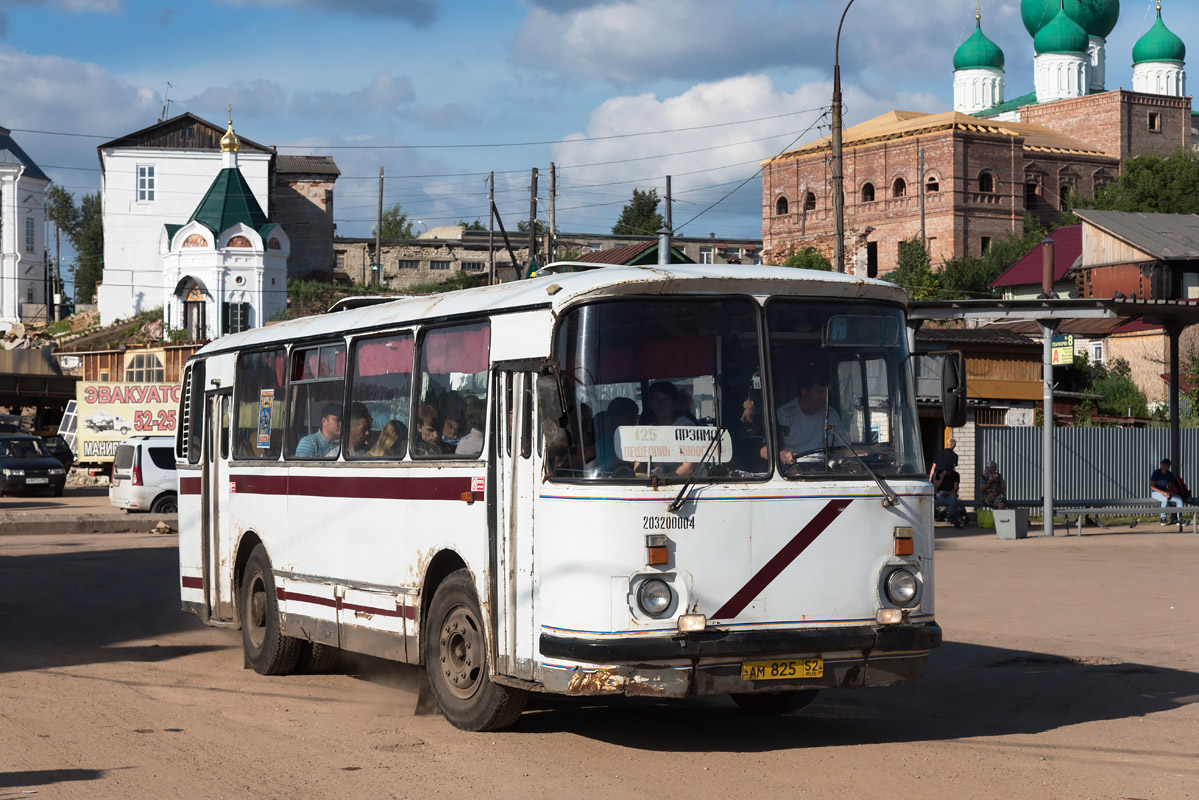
[{"x1": 975, "y1": 427, "x2": 1199, "y2": 501}]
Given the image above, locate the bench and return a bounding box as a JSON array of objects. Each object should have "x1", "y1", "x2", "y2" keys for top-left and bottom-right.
[{"x1": 1054, "y1": 504, "x2": 1199, "y2": 536}]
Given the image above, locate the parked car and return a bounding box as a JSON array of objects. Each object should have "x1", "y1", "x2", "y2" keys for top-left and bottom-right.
[
  {"x1": 40, "y1": 434, "x2": 75, "y2": 471},
  {"x1": 0, "y1": 434, "x2": 68, "y2": 497},
  {"x1": 110, "y1": 435, "x2": 178, "y2": 513}
]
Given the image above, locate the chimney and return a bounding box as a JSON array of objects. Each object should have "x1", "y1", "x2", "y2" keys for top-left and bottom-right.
[
  {"x1": 1042, "y1": 237, "x2": 1055, "y2": 297},
  {"x1": 658, "y1": 227, "x2": 672, "y2": 266}
]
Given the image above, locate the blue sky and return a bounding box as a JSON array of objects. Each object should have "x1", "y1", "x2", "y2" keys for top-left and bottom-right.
[{"x1": 1, "y1": 0, "x2": 1193, "y2": 253}]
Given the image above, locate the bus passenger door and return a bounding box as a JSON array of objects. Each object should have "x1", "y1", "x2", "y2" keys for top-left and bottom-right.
[
  {"x1": 493, "y1": 369, "x2": 537, "y2": 680},
  {"x1": 202, "y1": 391, "x2": 233, "y2": 621}
]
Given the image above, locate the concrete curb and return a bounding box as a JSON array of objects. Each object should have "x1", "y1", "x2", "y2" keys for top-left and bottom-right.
[{"x1": 0, "y1": 513, "x2": 178, "y2": 536}]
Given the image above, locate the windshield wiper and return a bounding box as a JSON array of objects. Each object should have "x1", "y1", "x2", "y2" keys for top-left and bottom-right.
[
  {"x1": 824, "y1": 423, "x2": 900, "y2": 508},
  {"x1": 668, "y1": 425, "x2": 726, "y2": 513}
]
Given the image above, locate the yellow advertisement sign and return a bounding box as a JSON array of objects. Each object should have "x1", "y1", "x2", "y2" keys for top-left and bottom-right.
[
  {"x1": 75, "y1": 381, "x2": 182, "y2": 462},
  {"x1": 1051, "y1": 334, "x2": 1075, "y2": 366}
]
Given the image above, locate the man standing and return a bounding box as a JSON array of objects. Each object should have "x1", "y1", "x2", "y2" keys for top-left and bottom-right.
[
  {"x1": 929, "y1": 437, "x2": 958, "y2": 482},
  {"x1": 295, "y1": 403, "x2": 342, "y2": 458},
  {"x1": 1151, "y1": 457, "x2": 1184, "y2": 525}
]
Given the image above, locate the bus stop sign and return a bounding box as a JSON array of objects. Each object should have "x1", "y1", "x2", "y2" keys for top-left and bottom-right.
[{"x1": 1051, "y1": 334, "x2": 1074, "y2": 366}]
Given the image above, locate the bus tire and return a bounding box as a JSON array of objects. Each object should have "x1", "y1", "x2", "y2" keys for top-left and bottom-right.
[
  {"x1": 240, "y1": 544, "x2": 301, "y2": 676},
  {"x1": 296, "y1": 641, "x2": 339, "y2": 674},
  {"x1": 425, "y1": 569, "x2": 527, "y2": 731},
  {"x1": 729, "y1": 690, "x2": 819, "y2": 715}
]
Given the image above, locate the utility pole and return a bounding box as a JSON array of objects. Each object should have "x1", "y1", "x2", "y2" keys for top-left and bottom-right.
[
  {"x1": 548, "y1": 162, "x2": 556, "y2": 264},
  {"x1": 374, "y1": 167, "x2": 384, "y2": 286},
  {"x1": 665, "y1": 175, "x2": 673, "y2": 232},
  {"x1": 527, "y1": 167, "x2": 538, "y2": 277},
  {"x1": 488, "y1": 171, "x2": 495, "y2": 285},
  {"x1": 831, "y1": 0, "x2": 859, "y2": 273}
]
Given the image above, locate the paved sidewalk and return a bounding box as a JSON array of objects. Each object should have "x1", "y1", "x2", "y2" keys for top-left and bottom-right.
[{"x1": 0, "y1": 483, "x2": 176, "y2": 535}]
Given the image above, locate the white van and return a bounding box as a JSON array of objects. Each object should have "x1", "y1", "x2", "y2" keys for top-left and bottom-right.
[{"x1": 110, "y1": 435, "x2": 178, "y2": 513}]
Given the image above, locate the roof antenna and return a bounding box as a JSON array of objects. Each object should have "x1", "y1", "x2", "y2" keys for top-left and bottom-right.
[{"x1": 159, "y1": 82, "x2": 175, "y2": 123}]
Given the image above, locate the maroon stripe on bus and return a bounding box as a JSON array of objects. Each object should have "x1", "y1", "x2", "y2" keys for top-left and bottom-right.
[
  {"x1": 711, "y1": 498, "x2": 853, "y2": 620},
  {"x1": 181, "y1": 576, "x2": 202, "y2": 589},
  {"x1": 179, "y1": 476, "x2": 202, "y2": 495},
  {"x1": 277, "y1": 587, "x2": 415, "y2": 619},
  {"x1": 227, "y1": 473, "x2": 479, "y2": 502}
]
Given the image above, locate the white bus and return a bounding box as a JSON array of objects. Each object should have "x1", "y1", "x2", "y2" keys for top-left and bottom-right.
[{"x1": 177, "y1": 264, "x2": 964, "y2": 731}]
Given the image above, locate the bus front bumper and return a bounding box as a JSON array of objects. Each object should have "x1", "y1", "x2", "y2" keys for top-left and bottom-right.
[{"x1": 535, "y1": 622, "x2": 941, "y2": 698}]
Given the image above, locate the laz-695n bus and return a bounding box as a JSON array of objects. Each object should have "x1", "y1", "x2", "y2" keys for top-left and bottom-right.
[{"x1": 177, "y1": 263, "x2": 965, "y2": 730}]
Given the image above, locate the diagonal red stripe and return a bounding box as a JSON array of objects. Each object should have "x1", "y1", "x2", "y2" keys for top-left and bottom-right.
[{"x1": 711, "y1": 498, "x2": 853, "y2": 620}]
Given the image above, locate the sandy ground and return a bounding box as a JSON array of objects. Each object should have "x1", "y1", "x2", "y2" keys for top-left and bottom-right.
[{"x1": 0, "y1": 528, "x2": 1195, "y2": 799}]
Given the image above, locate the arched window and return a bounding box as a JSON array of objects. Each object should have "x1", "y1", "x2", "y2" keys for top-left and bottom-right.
[
  {"x1": 925, "y1": 175, "x2": 940, "y2": 193},
  {"x1": 804, "y1": 192, "x2": 816, "y2": 211},
  {"x1": 978, "y1": 171, "x2": 995, "y2": 194},
  {"x1": 861, "y1": 183, "x2": 875, "y2": 203},
  {"x1": 775, "y1": 196, "x2": 789, "y2": 216},
  {"x1": 227, "y1": 235, "x2": 253, "y2": 248},
  {"x1": 893, "y1": 178, "x2": 907, "y2": 198}
]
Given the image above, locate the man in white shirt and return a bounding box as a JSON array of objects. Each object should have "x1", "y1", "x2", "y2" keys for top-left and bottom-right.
[{"x1": 773, "y1": 366, "x2": 841, "y2": 467}]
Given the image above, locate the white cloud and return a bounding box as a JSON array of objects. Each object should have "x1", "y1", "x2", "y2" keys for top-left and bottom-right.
[
  {"x1": 549, "y1": 74, "x2": 941, "y2": 236},
  {"x1": 183, "y1": 73, "x2": 416, "y2": 125},
  {"x1": 511, "y1": 0, "x2": 1019, "y2": 90},
  {"x1": 0, "y1": 0, "x2": 122, "y2": 36}
]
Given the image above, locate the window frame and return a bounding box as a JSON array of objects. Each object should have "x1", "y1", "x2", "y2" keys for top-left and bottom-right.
[
  {"x1": 286, "y1": 341, "x2": 348, "y2": 461},
  {"x1": 345, "y1": 329, "x2": 417, "y2": 461},
  {"x1": 24, "y1": 217, "x2": 34, "y2": 253},
  {"x1": 232, "y1": 346, "x2": 288, "y2": 461},
  {"x1": 412, "y1": 319, "x2": 492, "y2": 461},
  {"x1": 137, "y1": 164, "x2": 156, "y2": 203}
]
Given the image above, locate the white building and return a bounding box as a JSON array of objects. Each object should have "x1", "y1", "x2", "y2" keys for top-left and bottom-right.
[
  {"x1": 160, "y1": 119, "x2": 288, "y2": 340},
  {"x1": 0, "y1": 126, "x2": 48, "y2": 331},
  {"x1": 96, "y1": 113, "x2": 272, "y2": 326}
]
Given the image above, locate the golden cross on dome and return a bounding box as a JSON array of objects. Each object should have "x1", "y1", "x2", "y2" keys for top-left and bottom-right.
[
  {"x1": 228, "y1": 104, "x2": 233, "y2": 125},
  {"x1": 976, "y1": 0, "x2": 981, "y2": 21}
]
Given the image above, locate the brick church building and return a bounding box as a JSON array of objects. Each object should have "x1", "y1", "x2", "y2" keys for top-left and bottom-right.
[{"x1": 761, "y1": 0, "x2": 1191, "y2": 276}]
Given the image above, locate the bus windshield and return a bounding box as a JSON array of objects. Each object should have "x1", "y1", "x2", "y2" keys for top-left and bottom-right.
[
  {"x1": 766, "y1": 299, "x2": 923, "y2": 479},
  {"x1": 549, "y1": 298, "x2": 767, "y2": 482}
]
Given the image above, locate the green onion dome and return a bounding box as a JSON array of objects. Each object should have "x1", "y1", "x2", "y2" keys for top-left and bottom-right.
[
  {"x1": 1034, "y1": 5, "x2": 1091, "y2": 54},
  {"x1": 1133, "y1": 6, "x2": 1186, "y2": 65},
  {"x1": 954, "y1": 18, "x2": 1006, "y2": 70},
  {"x1": 1023, "y1": 0, "x2": 1119, "y2": 39}
]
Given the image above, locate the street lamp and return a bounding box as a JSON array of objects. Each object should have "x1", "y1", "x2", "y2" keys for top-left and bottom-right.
[
  {"x1": 831, "y1": 0, "x2": 858, "y2": 274},
  {"x1": 416, "y1": 220, "x2": 428, "y2": 236}
]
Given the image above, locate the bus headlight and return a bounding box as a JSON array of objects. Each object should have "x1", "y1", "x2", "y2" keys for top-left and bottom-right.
[
  {"x1": 885, "y1": 569, "x2": 918, "y2": 606},
  {"x1": 637, "y1": 579, "x2": 673, "y2": 617}
]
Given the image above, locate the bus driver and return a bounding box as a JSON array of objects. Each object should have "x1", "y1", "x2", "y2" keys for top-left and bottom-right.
[{"x1": 766, "y1": 364, "x2": 841, "y2": 468}]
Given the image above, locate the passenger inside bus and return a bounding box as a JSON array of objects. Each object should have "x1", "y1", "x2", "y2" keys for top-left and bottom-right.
[
  {"x1": 412, "y1": 404, "x2": 448, "y2": 457},
  {"x1": 454, "y1": 397, "x2": 484, "y2": 457},
  {"x1": 636, "y1": 381, "x2": 695, "y2": 478},
  {"x1": 440, "y1": 392, "x2": 466, "y2": 449},
  {"x1": 592, "y1": 396, "x2": 638, "y2": 475},
  {"x1": 366, "y1": 419, "x2": 408, "y2": 459},
  {"x1": 347, "y1": 402, "x2": 374, "y2": 456},
  {"x1": 294, "y1": 403, "x2": 342, "y2": 458}
]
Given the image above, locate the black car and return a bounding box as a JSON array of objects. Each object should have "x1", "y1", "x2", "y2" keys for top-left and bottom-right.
[
  {"x1": 40, "y1": 434, "x2": 75, "y2": 471},
  {"x1": 0, "y1": 434, "x2": 68, "y2": 497}
]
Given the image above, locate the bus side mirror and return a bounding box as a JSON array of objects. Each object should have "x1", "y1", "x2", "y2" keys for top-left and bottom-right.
[{"x1": 941, "y1": 352, "x2": 967, "y2": 428}]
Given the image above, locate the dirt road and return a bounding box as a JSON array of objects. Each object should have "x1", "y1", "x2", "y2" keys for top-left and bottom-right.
[{"x1": 1, "y1": 530, "x2": 1195, "y2": 799}]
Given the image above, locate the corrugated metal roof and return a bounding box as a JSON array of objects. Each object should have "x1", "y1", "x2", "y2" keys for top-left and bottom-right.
[
  {"x1": 916, "y1": 327, "x2": 1038, "y2": 347},
  {"x1": 574, "y1": 241, "x2": 656, "y2": 264},
  {"x1": 1075, "y1": 209, "x2": 1199, "y2": 261},
  {"x1": 275, "y1": 155, "x2": 340, "y2": 177},
  {"x1": 991, "y1": 225, "x2": 1081, "y2": 287}
]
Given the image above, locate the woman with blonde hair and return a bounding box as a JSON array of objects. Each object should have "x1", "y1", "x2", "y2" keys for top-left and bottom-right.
[{"x1": 366, "y1": 419, "x2": 408, "y2": 459}]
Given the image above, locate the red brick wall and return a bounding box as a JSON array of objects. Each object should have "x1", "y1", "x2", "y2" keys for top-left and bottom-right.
[{"x1": 1020, "y1": 90, "x2": 1190, "y2": 161}]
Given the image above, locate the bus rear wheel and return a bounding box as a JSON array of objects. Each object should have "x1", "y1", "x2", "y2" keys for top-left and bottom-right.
[
  {"x1": 424, "y1": 569, "x2": 527, "y2": 731},
  {"x1": 240, "y1": 544, "x2": 301, "y2": 676},
  {"x1": 730, "y1": 690, "x2": 820, "y2": 715}
]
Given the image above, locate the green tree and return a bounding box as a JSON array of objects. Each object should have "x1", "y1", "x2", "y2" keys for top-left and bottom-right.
[
  {"x1": 779, "y1": 247, "x2": 832, "y2": 271},
  {"x1": 1075, "y1": 149, "x2": 1199, "y2": 215},
  {"x1": 516, "y1": 218, "x2": 546, "y2": 235},
  {"x1": 71, "y1": 192, "x2": 104, "y2": 304},
  {"x1": 612, "y1": 188, "x2": 665, "y2": 235},
  {"x1": 45, "y1": 185, "x2": 80, "y2": 298},
  {"x1": 1090, "y1": 357, "x2": 1150, "y2": 420},
  {"x1": 457, "y1": 219, "x2": 486, "y2": 231},
  {"x1": 938, "y1": 214, "x2": 1051, "y2": 299},
  {"x1": 886, "y1": 237, "x2": 940, "y2": 300},
  {"x1": 373, "y1": 203, "x2": 415, "y2": 239}
]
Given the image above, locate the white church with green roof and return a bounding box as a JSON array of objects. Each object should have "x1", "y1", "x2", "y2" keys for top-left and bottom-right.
[{"x1": 954, "y1": 1, "x2": 1188, "y2": 120}]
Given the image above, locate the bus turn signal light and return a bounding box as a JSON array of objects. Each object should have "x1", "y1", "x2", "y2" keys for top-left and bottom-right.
[
  {"x1": 646, "y1": 534, "x2": 669, "y2": 565},
  {"x1": 894, "y1": 526, "x2": 913, "y2": 556}
]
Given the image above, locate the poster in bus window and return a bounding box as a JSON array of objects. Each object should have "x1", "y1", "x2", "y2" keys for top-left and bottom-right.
[
  {"x1": 257, "y1": 390, "x2": 274, "y2": 448},
  {"x1": 75, "y1": 381, "x2": 182, "y2": 462}
]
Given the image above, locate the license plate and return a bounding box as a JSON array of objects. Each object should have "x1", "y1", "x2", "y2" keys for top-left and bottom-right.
[
  {"x1": 741, "y1": 658, "x2": 823, "y2": 681},
  {"x1": 26, "y1": 477, "x2": 49, "y2": 485}
]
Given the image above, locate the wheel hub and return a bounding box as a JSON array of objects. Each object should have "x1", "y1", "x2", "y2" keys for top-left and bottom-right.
[{"x1": 439, "y1": 605, "x2": 483, "y2": 700}]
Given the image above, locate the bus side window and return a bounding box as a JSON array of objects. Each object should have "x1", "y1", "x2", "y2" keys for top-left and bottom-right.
[
  {"x1": 233, "y1": 349, "x2": 284, "y2": 460},
  {"x1": 413, "y1": 321, "x2": 491, "y2": 459},
  {"x1": 347, "y1": 332, "x2": 414, "y2": 460},
  {"x1": 287, "y1": 343, "x2": 346, "y2": 459}
]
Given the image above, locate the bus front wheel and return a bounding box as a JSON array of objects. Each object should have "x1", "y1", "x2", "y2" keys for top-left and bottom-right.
[
  {"x1": 424, "y1": 569, "x2": 527, "y2": 731},
  {"x1": 240, "y1": 545, "x2": 301, "y2": 676},
  {"x1": 730, "y1": 690, "x2": 820, "y2": 715}
]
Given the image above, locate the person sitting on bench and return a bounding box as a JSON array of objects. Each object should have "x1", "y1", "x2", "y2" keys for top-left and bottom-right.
[{"x1": 1151, "y1": 457, "x2": 1185, "y2": 525}]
